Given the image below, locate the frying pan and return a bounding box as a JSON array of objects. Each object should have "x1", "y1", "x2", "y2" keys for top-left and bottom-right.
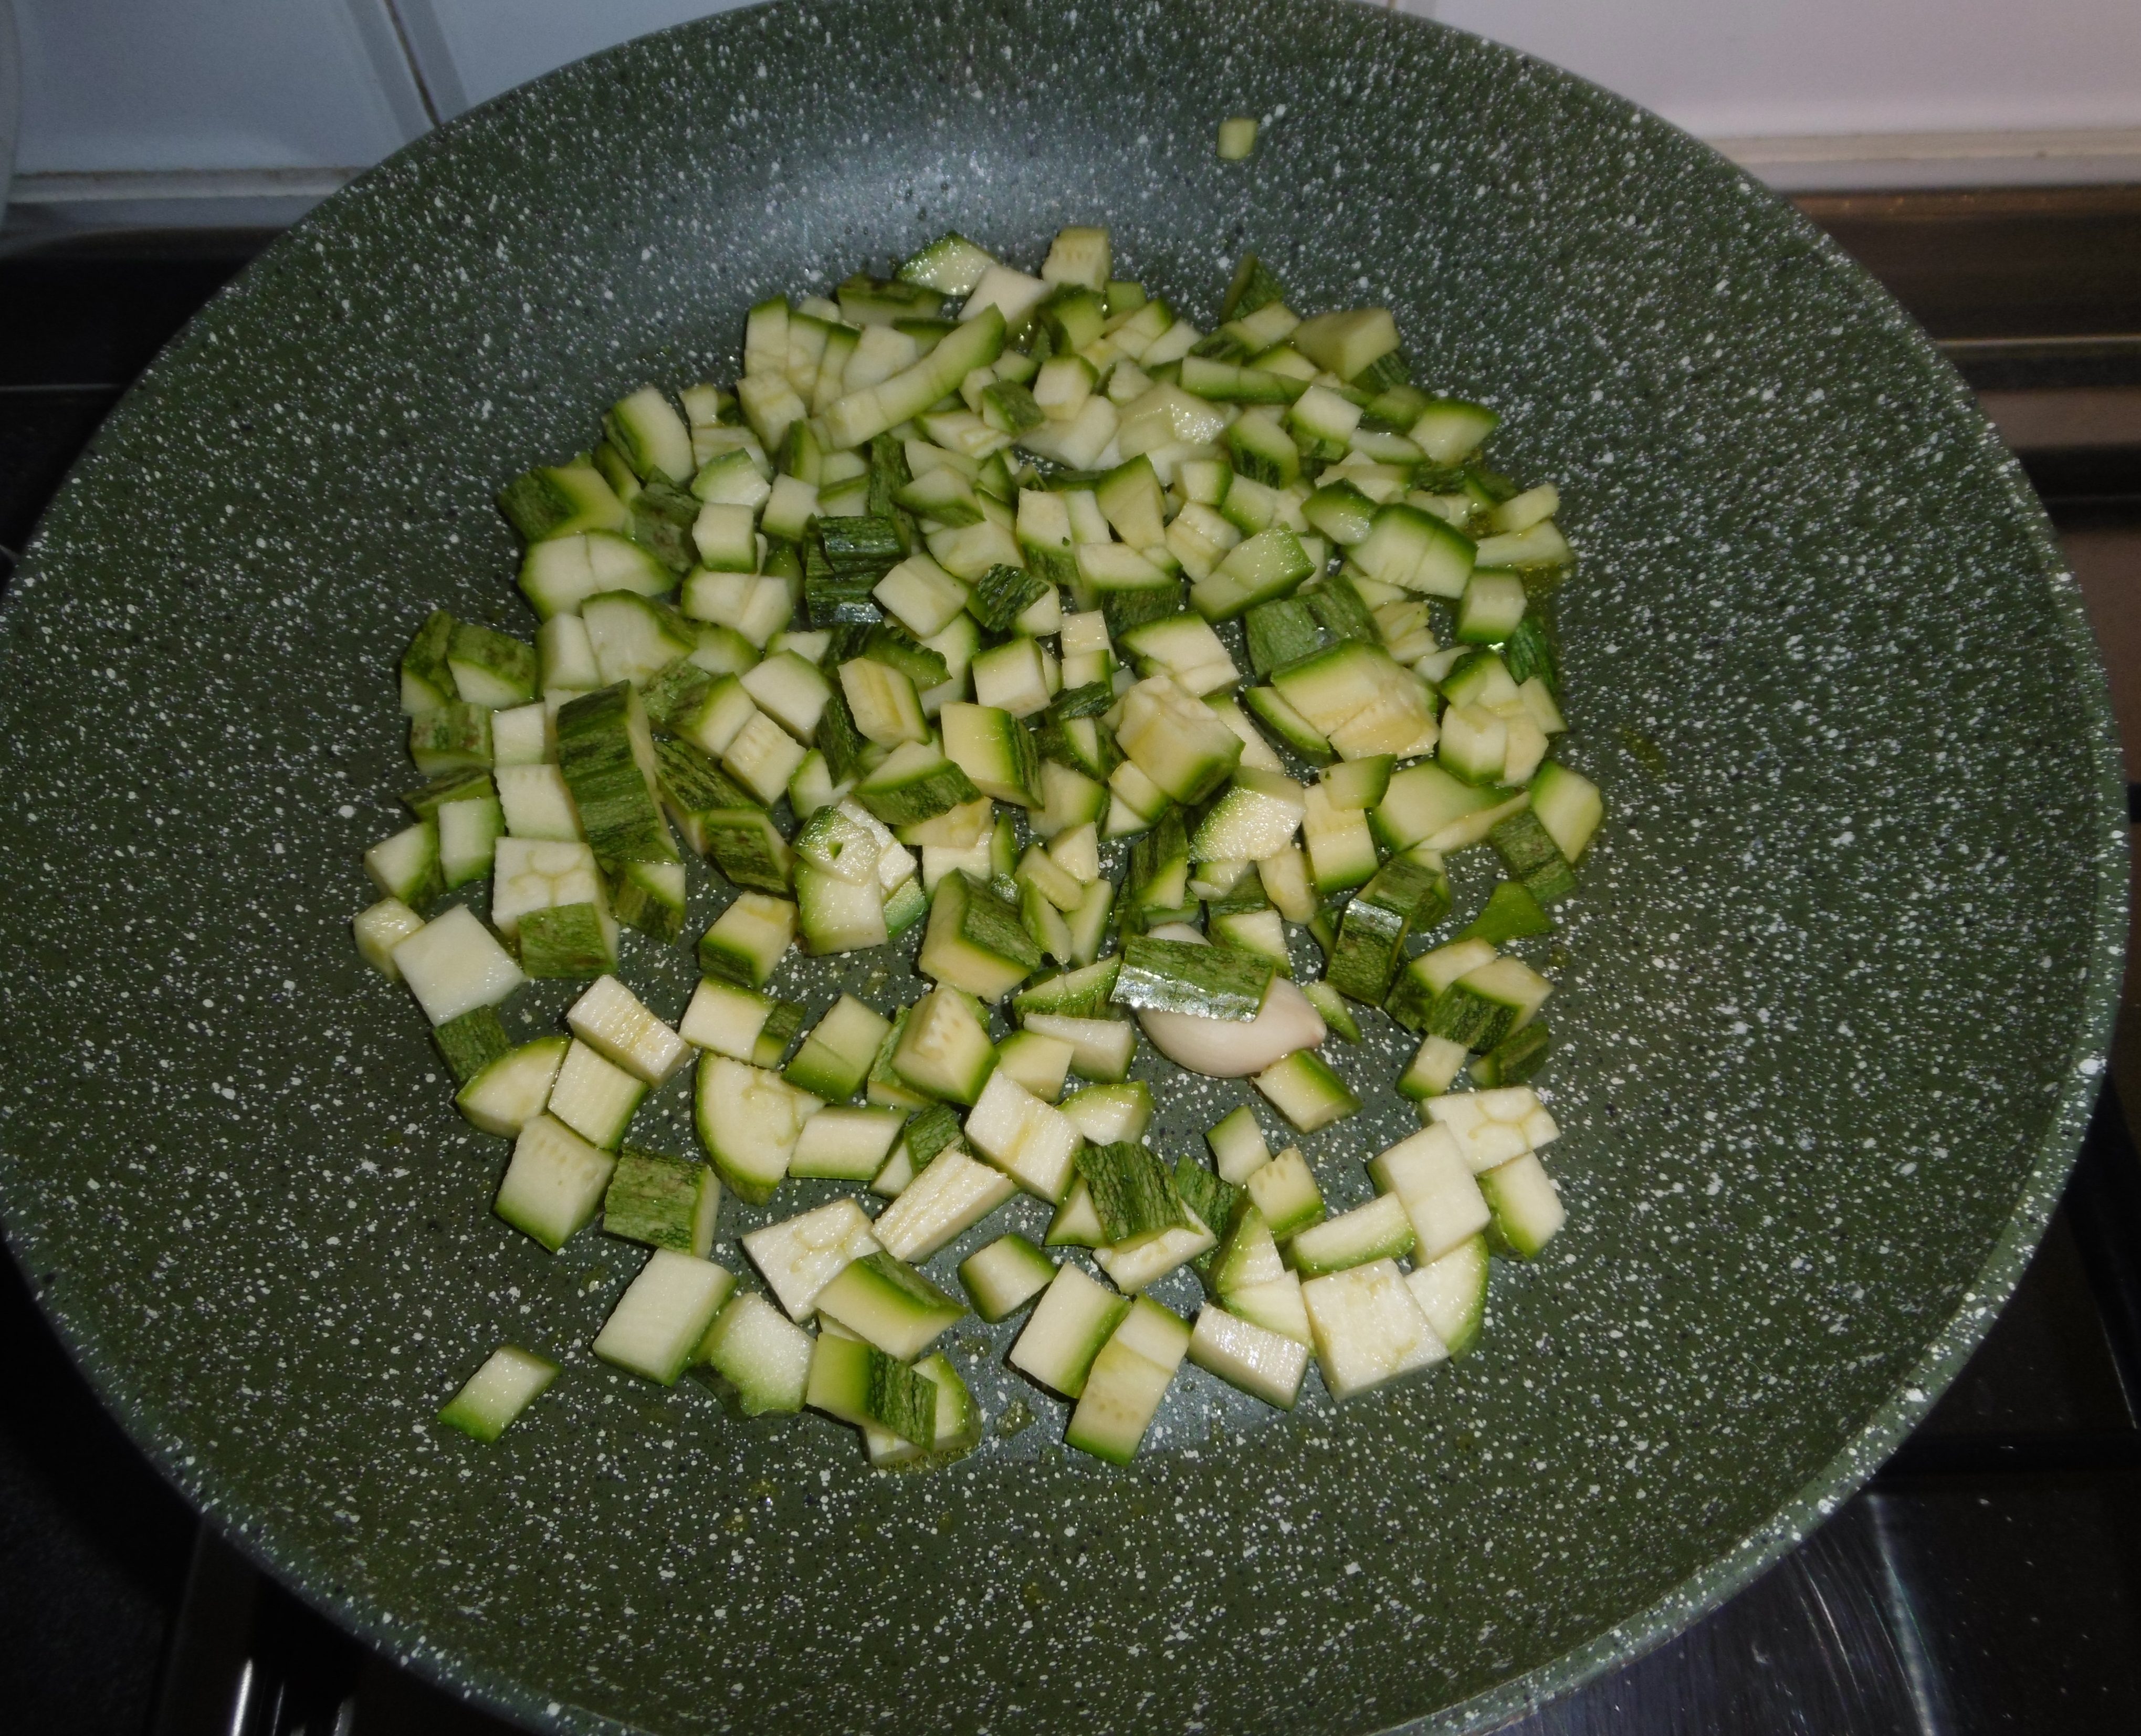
[{"x1": 0, "y1": 1, "x2": 2123, "y2": 1731}]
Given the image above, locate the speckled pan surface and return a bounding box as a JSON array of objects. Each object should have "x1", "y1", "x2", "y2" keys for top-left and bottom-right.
[{"x1": 0, "y1": 0, "x2": 2124, "y2": 1731}]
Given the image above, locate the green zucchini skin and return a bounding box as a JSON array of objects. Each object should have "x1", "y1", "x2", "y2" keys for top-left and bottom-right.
[{"x1": 365, "y1": 218, "x2": 1608, "y2": 1473}]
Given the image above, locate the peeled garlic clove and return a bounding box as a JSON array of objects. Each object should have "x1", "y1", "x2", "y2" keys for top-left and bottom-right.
[{"x1": 1136, "y1": 977, "x2": 1328, "y2": 1078}]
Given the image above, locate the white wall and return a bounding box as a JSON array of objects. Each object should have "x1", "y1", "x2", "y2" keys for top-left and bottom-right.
[
  {"x1": 1429, "y1": 0, "x2": 2141, "y2": 139},
  {"x1": 395, "y1": 0, "x2": 762, "y2": 117},
  {"x1": 13, "y1": 0, "x2": 428, "y2": 175},
  {"x1": 9, "y1": 0, "x2": 2141, "y2": 217}
]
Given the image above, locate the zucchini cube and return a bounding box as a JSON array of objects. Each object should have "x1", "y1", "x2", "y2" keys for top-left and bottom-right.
[
  {"x1": 814, "y1": 1252, "x2": 965, "y2": 1359},
  {"x1": 437, "y1": 1346, "x2": 559, "y2": 1444},
  {"x1": 1301, "y1": 1258, "x2": 1446, "y2": 1400},
  {"x1": 697, "y1": 1293, "x2": 813, "y2": 1415},
  {"x1": 593, "y1": 1250, "x2": 735, "y2": 1385}
]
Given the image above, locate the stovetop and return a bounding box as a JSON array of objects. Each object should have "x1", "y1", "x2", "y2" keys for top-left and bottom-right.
[{"x1": 1, "y1": 198, "x2": 2138, "y2": 1735}]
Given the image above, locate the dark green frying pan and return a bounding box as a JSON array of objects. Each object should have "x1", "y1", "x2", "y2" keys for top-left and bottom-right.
[{"x1": 0, "y1": 0, "x2": 2123, "y2": 1730}]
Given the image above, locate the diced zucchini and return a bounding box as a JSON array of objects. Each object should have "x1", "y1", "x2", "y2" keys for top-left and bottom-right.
[
  {"x1": 794, "y1": 804, "x2": 881, "y2": 888},
  {"x1": 1115, "y1": 675, "x2": 1243, "y2": 804},
  {"x1": 501, "y1": 461, "x2": 634, "y2": 553},
  {"x1": 1472, "y1": 1021, "x2": 1550, "y2": 1087},
  {"x1": 432, "y1": 1003, "x2": 512, "y2": 1087},
  {"x1": 1474, "y1": 521, "x2": 1573, "y2": 571},
  {"x1": 1256, "y1": 844, "x2": 1318, "y2": 923},
  {"x1": 1210, "y1": 1199, "x2": 1287, "y2": 1294},
  {"x1": 1111, "y1": 935, "x2": 1274, "y2": 1022},
  {"x1": 940, "y1": 701, "x2": 1042, "y2": 807},
  {"x1": 698, "y1": 892, "x2": 796, "y2": 989},
  {"x1": 547, "y1": 1038, "x2": 645, "y2": 1149},
  {"x1": 1242, "y1": 1146, "x2": 1325, "y2": 1239},
  {"x1": 580, "y1": 592, "x2": 696, "y2": 689},
  {"x1": 1372, "y1": 761, "x2": 1519, "y2": 853},
  {"x1": 1383, "y1": 937, "x2": 1492, "y2": 1032},
  {"x1": 1425, "y1": 1085, "x2": 1560, "y2": 1173},
  {"x1": 490, "y1": 836, "x2": 612, "y2": 957},
  {"x1": 1296, "y1": 981, "x2": 1356, "y2": 1044},
  {"x1": 1478, "y1": 1152, "x2": 1566, "y2": 1258},
  {"x1": 856, "y1": 740, "x2": 983, "y2": 830},
  {"x1": 1251, "y1": 1049, "x2": 1360, "y2": 1133},
  {"x1": 741, "y1": 1197, "x2": 882, "y2": 1319},
  {"x1": 1190, "y1": 767, "x2": 1306, "y2": 864},
  {"x1": 365, "y1": 820, "x2": 442, "y2": 909},
  {"x1": 604, "y1": 385, "x2": 695, "y2": 486},
  {"x1": 753, "y1": 999, "x2": 807, "y2": 1070},
  {"x1": 455, "y1": 1035, "x2": 569, "y2": 1137},
  {"x1": 697, "y1": 1292, "x2": 812, "y2": 1414},
  {"x1": 785, "y1": 995, "x2": 895, "y2": 1099},
  {"x1": 516, "y1": 901, "x2": 616, "y2": 979},
  {"x1": 1076, "y1": 1142, "x2": 1191, "y2": 1243},
  {"x1": 959, "y1": 1233, "x2": 1058, "y2": 1323},
  {"x1": 566, "y1": 973, "x2": 688, "y2": 1084},
  {"x1": 603, "y1": 860, "x2": 685, "y2": 950},
  {"x1": 720, "y1": 709, "x2": 806, "y2": 806},
  {"x1": 437, "y1": 1344, "x2": 560, "y2": 1443},
  {"x1": 1058, "y1": 1081, "x2": 1155, "y2": 1145},
  {"x1": 494, "y1": 1114, "x2": 615, "y2": 1251},
  {"x1": 1009, "y1": 1264, "x2": 1132, "y2": 1399},
  {"x1": 838, "y1": 654, "x2": 928, "y2": 745},
  {"x1": 872, "y1": 1147, "x2": 1017, "y2": 1262},
  {"x1": 1242, "y1": 683, "x2": 1334, "y2": 766},
  {"x1": 1046, "y1": 1180, "x2": 1107, "y2": 1248},
  {"x1": 602, "y1": 1147, "x2": 721, "y2": 1255},
  {"x1": 1192, "y1": 525, "x2": 1316, "y2": 622},
  {"x1": 1527, "y1": 760, "x2": 1603, "y2": 863},
  {"x1": 1205, "y1": 1105, "x2": 1272, "y2": 1184},
  {"x1": 1302, "y1": 1258, "x2": 1446, "y2": 1400},
  {"x1": 963, "y1": 1069, "x2": 1082, "y2": 1202},
  {"x1": 804, "y1": 1329, "x2": 875, "y2": 1426},
  {"x1": 401, "y1": 610, "x2": 460, "y2": 713},
  {"x1": 970, "y1": 636, "x2": 1053, "y2": 719},
  {"x1": 919, "y1": 871, "x2": 1042, "y2": 1001},
  {"x1": 594, "y1": 1250, "x2": 734, "y2": 1385},
  {"x1": 1286, "y1": 307, "x2": 1398, "y2": 382},
  {"x1": 447, "y1": 622, "x2": 539, "y2": 709},
  {"x1": 1460, "y1": 880, "x2": 1552, "y2": 945},
  {"x1": 1397, "y1": 1033, "x2": 1471, "y2": 1101},
  {"x1": 533, "y1": 610, "x2": 601, "y2": 699},
  {"x1": 1118, "y1": 614, "x2": 1237, "y2": 700},
  {"x1": 1014, "y1": 958, "x2": 1121, "y2": 1019},
  {"x1": 1017, "y1": 1013, "x2": 1136, "y2": 1083},
  {"x1": 391, "y1": 905, "x2": 526, "y2": 1027},
  {"x1": 555, "y1": 683, "x2": 676, "y2": 865},
  {"x1": 874, "y1": 553, "x2": 971, "y2": 639},
  {"x1": 890, "y1": 984, "x2": 999, "y2": 1105},
  {"x1": 1224, "y1": 1271, "x2": 1312, "y2": 1346},
  {"x1": 497, "y1": 764, "x2": 583, "y2": 841},
  {"x1": 1369, "y1": 1124, "x2": 1490, "y2": 1262},
  {"x1": 1438, "y1": 703, "x2": 1508, "y2": 786},
  {"x1": 995, "y1": 1028, "x2": 1075, "y2": 1101},
  {"x1": 815, "y1": 1252, "x2": 965, "y2": 1358},
  {"x1": 1066, "y1": 1299, "x2": 1190, "y2": 1463},
  {"x1": 1325, "y1": 855, "x2": 1450, "y2": 1004},
  {"x1": 352, "y1": 895, "x2": 428, "y2": 979},
  {"x1": 1406, "y1": 1233, "x2": 1489, "y2": 1357},
  {"x1": 1286, "y1": 1194, "x2": 1416, "y2": 1277},
  {"x1": 1455, "y1": 954, "x2": 1552, "y2": 1037},
  {"x1": 693, "y1": 1053, "x2": 818, "y2": 1204},
  {"x1": 789, "y1": 1104, "x2": 906, "y2": 1181},
  {"x1": 1188, "y1": 1307, "x2": 1308, "y2": 1410}
]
